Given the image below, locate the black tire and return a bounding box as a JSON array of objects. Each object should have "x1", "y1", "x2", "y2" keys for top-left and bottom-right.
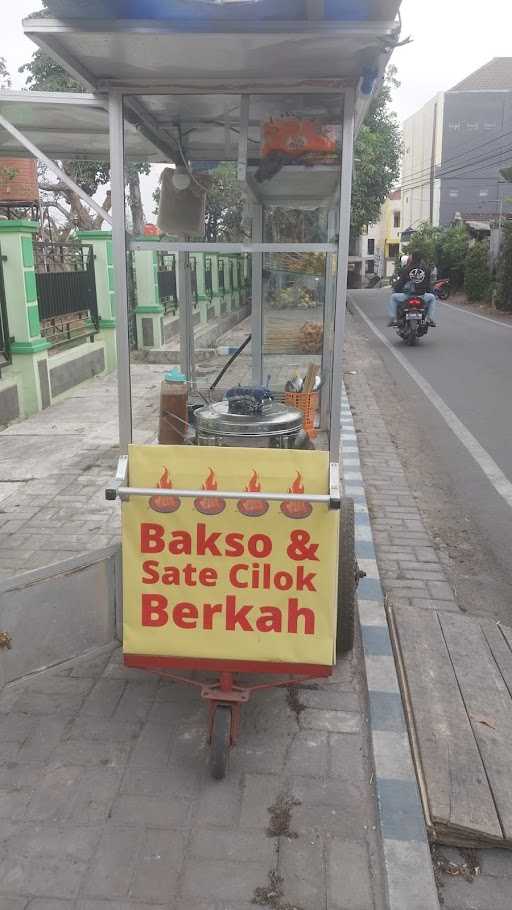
[
  {"x1": 209, "y1": 705, "x2": 231, "y2": 780},
  {"x1": 406, "y1": 324, "x2": 418, "y2": 346},
  {"x1": 439, "y1": 287, "x2": 450, "y2": 300},
  {"x1": 337, "y1": 497, "x2": 356, "y2": 655}
]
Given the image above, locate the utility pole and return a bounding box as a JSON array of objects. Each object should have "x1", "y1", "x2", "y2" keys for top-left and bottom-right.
[{"x1": 429, "y1": 101, "x2": 438, "y2": 226}]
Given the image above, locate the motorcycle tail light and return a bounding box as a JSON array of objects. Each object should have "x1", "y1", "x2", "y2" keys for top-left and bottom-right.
[{"x1": 408, "y1": 297, "x2": 423, "y2": 307}]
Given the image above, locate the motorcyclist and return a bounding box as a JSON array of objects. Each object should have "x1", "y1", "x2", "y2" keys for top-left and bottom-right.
[{"x1": 388, "y1": 250, "x2": 437, "y2": 327}]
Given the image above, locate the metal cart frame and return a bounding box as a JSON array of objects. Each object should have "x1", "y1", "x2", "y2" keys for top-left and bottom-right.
[{"x1": 1, "y1": 3, "x2": 401, "y2": 776}]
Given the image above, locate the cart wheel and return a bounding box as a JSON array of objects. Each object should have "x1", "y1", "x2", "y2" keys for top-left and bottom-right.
[
  {"x1": 337, "y1": 496, "x2": 357, "y2": 655},
  {"x1": 209, "y1": 705, "x2": 232, "y2": 780}
]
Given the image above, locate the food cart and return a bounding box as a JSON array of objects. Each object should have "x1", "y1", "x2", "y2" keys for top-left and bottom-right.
[{"x1": 2, "y1": 0, "x2": 402, "y2": 778}]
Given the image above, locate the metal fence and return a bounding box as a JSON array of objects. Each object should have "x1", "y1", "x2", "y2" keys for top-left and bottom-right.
[
  {"x1": 127, "y1": 251, "x2": 138, "y2": 351},
  {"x1": 34, "y1": 242, "x2": 99, "y2": 350},
  {"x1": 0, "y1": 245, "x2": 10, "y2": 369},
  {"x1": 157, "y1": 252, "x2": 177, "y2": 314}
]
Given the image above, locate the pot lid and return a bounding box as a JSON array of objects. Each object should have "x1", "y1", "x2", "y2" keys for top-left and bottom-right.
[{"x1": 195, "y1": 399, "x2": 303, "y2": 437}]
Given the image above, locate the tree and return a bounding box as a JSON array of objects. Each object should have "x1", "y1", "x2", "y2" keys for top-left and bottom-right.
[
  {"x1": 19, "y1": 50, "x2": 148, "y2": 235},
  {"x1": 351, "y1": 67, "x2": 402, "y2": 236},
  {"x1": 0, "y1": 57, "x2": 10, "y2": 89},
  {"x1": 464, "y1": 242, "x2": 491, "y2": 302},
  {"x1": 203, "y1": 163, "x2": 245, "y2": 241},
  {"x1": 404, "y1": 223, "x2": 469, "y2": 288},
  {"x1": 495, "y1": 222, "x2": 512, "y2": 311}
]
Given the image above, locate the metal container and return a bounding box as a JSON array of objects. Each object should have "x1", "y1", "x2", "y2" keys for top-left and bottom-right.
[{"x1": 194, "y1": 398, "x2": 305, "y2": 448}]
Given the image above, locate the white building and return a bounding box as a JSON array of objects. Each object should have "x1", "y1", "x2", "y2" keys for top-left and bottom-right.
[
  {"x1": 360, "y1": 189, "x2": 402, "y2": 280},
  {"x1": 401, "y1": 93, "x2": 444, "y2": 232}
]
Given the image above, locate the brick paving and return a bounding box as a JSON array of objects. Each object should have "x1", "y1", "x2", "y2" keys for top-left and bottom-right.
[
  {"x1": 345, "y1": 309, "x2": 512, "y2": 910},
  {"x1": 0, "y1": 640, "x2": 386, "y2": 909},
  {"x1": 0, "y1": 319, "x2": 320, "y2": 581},
  {"x1": 344, "y1": 321, "x2": 458, "y2": 617}
]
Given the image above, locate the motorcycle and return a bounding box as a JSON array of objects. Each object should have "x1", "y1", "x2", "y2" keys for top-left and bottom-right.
[
  {"x1": 396, "y1": 296, "x2": 432, "y2": 346},
  {"x1": 433, "y1": 277, "x2": 450, "y2": 300}
]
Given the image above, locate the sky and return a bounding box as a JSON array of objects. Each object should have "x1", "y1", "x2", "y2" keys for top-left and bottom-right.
[{"x1": 2, "y1": 0, "x2": 512, "y2": 216}]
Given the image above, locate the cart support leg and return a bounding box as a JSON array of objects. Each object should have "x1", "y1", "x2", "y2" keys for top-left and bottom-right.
[
  {"x1": 109, "y1": 91, "x2": 133, "y2": 452},
  {"x1": 330, "y1": 88, "x2": 355, "y2": 461},
  {"x1": 251, "y1": 204, "x2": 263, "y2": 386}
]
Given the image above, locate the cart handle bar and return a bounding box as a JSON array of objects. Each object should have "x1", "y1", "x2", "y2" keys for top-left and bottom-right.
[{"x1": 116, "y1": 486, "x2": 333, "y2": 506}]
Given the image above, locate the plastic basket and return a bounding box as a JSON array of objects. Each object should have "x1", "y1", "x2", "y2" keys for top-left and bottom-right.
[{"x1": 283, "y1": 391, "x2": 319, "y2": 439}]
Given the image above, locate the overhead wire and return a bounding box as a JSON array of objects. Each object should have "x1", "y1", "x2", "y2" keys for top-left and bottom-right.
[
  {"x1": 401, "y1": 146, "x2": 512, "y2": 193},
  {"x1": 400, "y1": 125, "x2": 512, "y2": 187}
]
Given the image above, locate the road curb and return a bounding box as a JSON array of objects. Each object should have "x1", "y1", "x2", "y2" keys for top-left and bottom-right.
[{"x1": 341, "y1": 384, "x2": 440, "y2": 910}]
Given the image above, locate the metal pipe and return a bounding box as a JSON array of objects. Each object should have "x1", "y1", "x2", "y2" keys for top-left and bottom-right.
[
  {"x1": 330, "y1": 88, "x2": 355, "y2": 461},
  {"x1": 0, "y1": 112, "x2": 113, "y2": 226},
  {"x1": 128, "y1": 241, "x2": 338, "y2": 254},
  {"x1": 109, "y1": 91, "x2": 133, "y2": 452},
  {"x1": 250, "y1": 204, "x2": 263, "y2": 386},
  {"x1": 118, "y1": 486, "x2": 331, "y2": 504}
]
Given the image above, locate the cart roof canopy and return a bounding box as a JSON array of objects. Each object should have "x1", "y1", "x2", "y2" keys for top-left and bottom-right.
[
  {"x1": 22, "y1": 1, "x2": 401, "y2": 163},
  {"x1": 0, "y1": 91, "x2": 165, "y2": 162}
]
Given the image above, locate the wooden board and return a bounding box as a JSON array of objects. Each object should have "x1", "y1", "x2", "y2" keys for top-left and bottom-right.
[
  {"x1": 439, "y1": 612, "x2": 512, "y2": 842},
  {"x1": 392, "y1": 606, "x2": 503, "y2": 845}
]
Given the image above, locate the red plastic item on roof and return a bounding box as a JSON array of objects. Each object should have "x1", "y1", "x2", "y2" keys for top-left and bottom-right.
[{"x1": 261, "y1": 118, "x2": 337, "y2": 159}]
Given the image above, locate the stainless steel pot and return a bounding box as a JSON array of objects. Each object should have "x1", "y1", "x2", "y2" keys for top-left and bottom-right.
[{"x1": 194, "y1": 399, "x2": 306, "y2": 448}]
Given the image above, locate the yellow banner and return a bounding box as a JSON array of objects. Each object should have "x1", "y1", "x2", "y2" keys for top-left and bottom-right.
[{"x1": 122, "y1": 445, "x2": 339, "y2": 666}]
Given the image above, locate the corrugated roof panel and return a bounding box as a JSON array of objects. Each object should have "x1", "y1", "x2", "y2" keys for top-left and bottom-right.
[{"x1": 0, "y1": 92, "x2": 164, "y2": 161}]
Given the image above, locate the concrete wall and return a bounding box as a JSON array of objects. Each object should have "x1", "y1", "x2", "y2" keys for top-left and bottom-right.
[
  {"x1": 0, "y1": 377, "x2": 21, "y2": 426},
  {"x1": 401, "y1": 92, "x2": 444, "y2": 230},
  {"x1": 0, "y1": 545, "x2": 120, "y2": 687},
  {"x1": 49, "y1": 341, "x2": 106, "y2": 398},
  {"x1": 439, "y1": 90, "x2": 512, "y2": 225}
]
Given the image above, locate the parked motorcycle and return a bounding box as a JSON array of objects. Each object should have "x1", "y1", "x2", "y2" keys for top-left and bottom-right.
[
  {"x1": 396, "y1": 296, "x2": 433, "y2": 346},
  {"x1": 433, "y1": 277, "x2": 450, "y2": 300}
]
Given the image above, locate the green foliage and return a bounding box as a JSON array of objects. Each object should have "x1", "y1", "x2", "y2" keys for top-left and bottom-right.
[
  {"x1": 495, "y1": 222, "x2": 512, "y2": 311},
  {"x1": 19, "y1": 51, "x2": 110, "y2": 199},
  {"x1": 0, "y1": 57, "x2": 10, "y2": 89},
  {"x1": 19, "y1": 51, "x2": 82, "y2": 92},
  {"x1": 404, "y1": 223, "x2": 469, "y2": 288},
  {"x1": 204, "y1": 163, "x2": 245, "y2": 241},
  {"x1": 19, "y1": 49, "x2": 148, "y2": 227},
  {"x1": 351, "y1": 67, "x2": 402, "y2": 235},
  {"x1": 464, "y1": 242, "x2": 491, "y2": 302}
]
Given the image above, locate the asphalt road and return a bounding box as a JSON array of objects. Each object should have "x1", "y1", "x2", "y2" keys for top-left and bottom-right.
[{"x1": 349, "y1": 288, "x2": 512, "y2": 622}]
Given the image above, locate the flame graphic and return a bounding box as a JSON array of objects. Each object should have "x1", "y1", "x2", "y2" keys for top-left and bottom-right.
[
  {"x1": 281, "y1": 471, "x2": 312, "y2": 520},
  {"x1": 158, "y1": 466, "x2": 172, "y2": 489},
  {"x1": 238, "y1": 469, "x2": 268, "y2": 517},
  {"x1": 202, "y1": 468, "x2": 218, "y2": 491},
  {"x1": 149, "y1": 466, "x2": 180, "y2": 513},
  {"x1": 289, "y1": 472, "x2": 305, "y2": 495},
  {"x1": 194, "y1": 467, "x2": 225, "y2": 515},
  {"x1": 245, "y1": 470, "x2": 261, "y2": 494}
]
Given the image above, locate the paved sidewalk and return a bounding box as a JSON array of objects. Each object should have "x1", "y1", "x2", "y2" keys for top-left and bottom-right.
[
  {"x1": 0, "y1": 323, "x2": 319, "y2": 581},
  {"x1": 0, "y1": 638, "x2": 385, "y2": 909},
  {"x1": 345, "y1": 308, "x2": 512, "y2": 910},
  {"x1": 0, "y1": 363, "x2": 164, "y2": 579}
]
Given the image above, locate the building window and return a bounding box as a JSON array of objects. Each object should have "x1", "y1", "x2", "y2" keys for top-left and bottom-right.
[
  {"x1": 388, "y1": 243, "x2": 400, "y2": 259},
  {"x1": 366, "y1": 260, "x2": 375, "y2": 274},
  {"x1": 367, "y1": 239, "x2": 375, "y2": 255},
  {"x1": 479, "y1": 189, "x2": 489, "y2": 197},
  {"x1": 449, "y1": 190, "x2": 459, "y2": 198},
  {"x1": 393, "y1": 211, "x2": 401, "y2": 228}
]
